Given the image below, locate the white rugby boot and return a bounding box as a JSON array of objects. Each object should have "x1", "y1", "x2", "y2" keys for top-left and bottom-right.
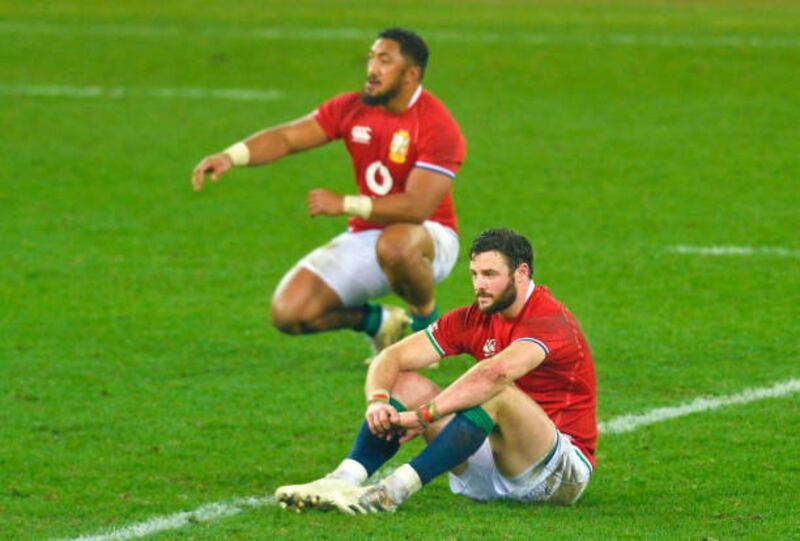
[
  {"x1": 276, "y1": 476, "x2": 362, "y2": 513},
  {"x1": 364, "y1": 305, "x2": 411, "y2": 364},
  {"x1": 338, "y1": 464, "x2": 422, "y2": 515},
  {"x1": 275, "y1": 459, "x2": 369, "y2": 513}
]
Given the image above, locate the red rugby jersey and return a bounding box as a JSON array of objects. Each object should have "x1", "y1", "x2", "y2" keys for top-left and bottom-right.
[
  {"x1": 426, "y1": 283, "x2": 598, "y2": 466},
  {"x1": 314, "y1": 87, "x2": 465, "y2": 233}
]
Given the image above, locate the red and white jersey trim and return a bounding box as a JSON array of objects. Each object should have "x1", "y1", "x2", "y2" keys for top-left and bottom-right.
[{"x1": 415, "y1": 160, "x2": 457, "y2": 179}]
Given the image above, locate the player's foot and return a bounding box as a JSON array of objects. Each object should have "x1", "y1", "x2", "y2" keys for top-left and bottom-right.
[
  {"x1": 364, "y1": 305, "x2": 411, "y2": 364},
  {"x1": 352, "y1": 483, "x2": 399, "y2": 513},
  {"x1": 275, "y1": 476, "x2": 363, "y2": 514}
]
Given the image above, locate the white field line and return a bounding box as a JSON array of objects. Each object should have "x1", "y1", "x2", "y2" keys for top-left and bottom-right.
[
  {"x1": 599, "y1": 377, "x2": 800, "y2": 434},
  {"x1": 1, "y1": 21, "x2": 799, "y2": 49},
  {"x1": 59, "y1": 377, "x2": 800, "y2": 541},
  {"x1": 61, "y1": 497, "x2": 275, "y2": 541},
  {"x1": 668, "y1": 245, "x2": 800, "y2": 258},
  {"x1": 0, "y1": 84, "x2": 282, "y2": 102}
]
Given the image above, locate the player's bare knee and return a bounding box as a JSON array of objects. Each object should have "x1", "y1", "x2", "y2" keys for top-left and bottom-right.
[
  {"x1": 376, "y1": 233, "x2": 417, "y2": 272},
  {"x1": 479, "y1": 384, "x2": 519, "y2": 420},
  {"x1": 269, "y1": 297, "x2": 305, "y2": 335},
  {"x1": 390, "y1": 371, "x2": 440, "y2": 409}
]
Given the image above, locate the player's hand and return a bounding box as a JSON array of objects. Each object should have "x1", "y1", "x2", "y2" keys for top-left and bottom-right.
[
  {"x1": 365, "y1": 402, "x2": 400, "y2": 440},
  {"x1": 192, "y1": 153, "x2": 233, "y2": 191},
  {"x1": 394, "y1": 411, "x2": 427, "y2": 443},
  {"x1": 308, "y1": 189, "x2": 344, "y2": 217}
]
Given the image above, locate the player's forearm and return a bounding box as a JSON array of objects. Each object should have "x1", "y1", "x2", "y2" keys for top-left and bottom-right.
[
  {"x1": 364, "y1": 350, "x2": 402, "y2": 399},
  {"x1": 366, "y1": 193, "x2": 436, "y2": 223},
  {"x1": 433, "y1": 360, "x2": 511, "y2": 416},
  {"x1": 230, "y1": 115, "x2": 328, "y2": 167},
  {"x1": 241, "y1": 127, "x2": 294, "y2": 165}
]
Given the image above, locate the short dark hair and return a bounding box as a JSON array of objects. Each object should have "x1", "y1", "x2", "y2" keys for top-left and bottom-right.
[
  {"x1": 378, "y1": 27, "x2": 429, "y2": 78},
  {"x1": 470, "y1": 228, "x2": 534, "y2": 276}
]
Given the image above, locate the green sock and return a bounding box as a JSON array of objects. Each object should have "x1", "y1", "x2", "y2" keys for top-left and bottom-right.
[
  {"x1": 411, "y1": 306, "x2": 439, "y2": 332},
  {"x1": 357, "y1": 303, "x2": 383, "y2": 337}
]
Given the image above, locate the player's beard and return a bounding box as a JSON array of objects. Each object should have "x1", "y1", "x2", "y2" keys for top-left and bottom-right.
[
  {"x1": 361, "y1": 75, "x2": 403, "y2": 106},
  {"x1": 477, "y1": 278, "x2": 517, "y2": 315}
]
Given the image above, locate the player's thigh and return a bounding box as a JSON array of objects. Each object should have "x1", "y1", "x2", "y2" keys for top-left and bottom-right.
[
  {"x1": 504, "y1": 431, "x2": 593, "y2": 505},
  {"x1": 273, "y1": 230, "x2": 389, "y2": 309},
  {"x1": 375, "y1": 223, "x2": 434, "y2": 267},
  {"x1": 484, "y1": 385, "x2": 557, "y2": 478},
  {"x1": 375, "y1": 221, "x2": 459, "y2": 282},
  {"x1": 449, "y1": 431, "x2": 592, "y2": 505},
  {"x1": 422, "y1": 220, "x2": 459, "y2": 284},
  {"x1": 271, "y1": 267, "x2": 342, "y2": 323}
]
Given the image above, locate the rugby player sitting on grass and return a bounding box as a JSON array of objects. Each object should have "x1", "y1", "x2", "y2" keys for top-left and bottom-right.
[{"x1": 276, "y1": 228, "x2": 597, "y2": 513}]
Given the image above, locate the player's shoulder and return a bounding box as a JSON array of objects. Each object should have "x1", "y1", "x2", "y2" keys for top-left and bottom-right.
[
  {"x1": 523, "y1": 286, "x2": 576, "y2": 331},
  {"x1": 526, "y1": 286, "x2": 563, "y2": 315},
  {"x1": 440, "y1": 303, "x2": 487, "y2": 329},
  {"x1": 417, "y1": 89, "x2": 460, "y2": 122}
]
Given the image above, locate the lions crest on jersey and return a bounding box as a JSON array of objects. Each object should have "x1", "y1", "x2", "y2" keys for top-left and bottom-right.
[
  {"x1": 389, "y1": 129, "x2": 410, "y2": 163},
  {"x1": 482, "y1": 338, "x2": 496, "y2": 358}
]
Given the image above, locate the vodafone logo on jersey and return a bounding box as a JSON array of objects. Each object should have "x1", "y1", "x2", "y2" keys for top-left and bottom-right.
[
  {"x1": 351, "y1": 126, "x2": 372, "y2": 144},
  {"x1": 365, "y1": 161, "x2": 394, "y2": 195}
]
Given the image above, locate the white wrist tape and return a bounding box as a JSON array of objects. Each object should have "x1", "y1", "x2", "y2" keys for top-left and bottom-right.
[
  {"x1": 223, "y1": 141, "x2": 250, "y2": 166},
  {"x1": 343, "y1": 195, "x2": 373, "y2": 219}
]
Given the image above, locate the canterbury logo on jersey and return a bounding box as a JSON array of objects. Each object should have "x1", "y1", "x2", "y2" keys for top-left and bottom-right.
[{"x1": 351, "y1": 126, "x2": 372, "y2": 144}]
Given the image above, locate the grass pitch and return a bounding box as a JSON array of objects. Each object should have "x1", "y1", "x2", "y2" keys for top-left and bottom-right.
[{"x1": 1, "y1": 1, "x2": 799, "y2": 539}]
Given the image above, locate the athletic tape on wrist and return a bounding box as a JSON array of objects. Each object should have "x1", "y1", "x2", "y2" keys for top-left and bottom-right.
[
  {"x1": 343, "y1": 195, "x2": 373, "y2": 219},
  {"x1": 223, "y1": 141, "x2": 250, "y2": 166}
]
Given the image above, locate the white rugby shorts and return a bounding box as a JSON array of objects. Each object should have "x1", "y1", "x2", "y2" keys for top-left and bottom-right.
[
  {"x1": 291, "y1": 221, "x2": 459, "y2": 307},
  {"x1": 449, "y1": 431, "x2": 593, "y2": 505}
]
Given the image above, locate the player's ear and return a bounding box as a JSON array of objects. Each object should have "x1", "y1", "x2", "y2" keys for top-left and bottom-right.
[{"x1": 406, "y1": 64, "x2": 422, "y2": 83}]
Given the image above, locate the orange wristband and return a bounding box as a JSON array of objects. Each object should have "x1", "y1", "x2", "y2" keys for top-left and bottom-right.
[{"x1": 418, "y1": 404, "x2": 435, "y2": 424}]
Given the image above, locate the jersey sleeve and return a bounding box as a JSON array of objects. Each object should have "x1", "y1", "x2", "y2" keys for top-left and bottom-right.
[
  {"x1": 424, "y1": 306, "x2": 470, "y2": 357},
  {"x1": 313, "y1": 93, "x2": 353, "y2": 140},
  {"x1": 510, "y1": 316, "x2": 568, "y2": 359},
  {"x1": 414, "y1": 107, "x2": 466, "y2": 180}
]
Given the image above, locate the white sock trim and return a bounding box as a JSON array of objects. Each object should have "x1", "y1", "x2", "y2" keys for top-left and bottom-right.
[
  {"x1": 387, "y1": 464, "x2": 422, "y2": 501},
  {"x1": 378, "y1": 306, "x2": 390, "y2": 333},
  {"x1": 332, "y1": 458, "x2": 369, "y2": 485}
]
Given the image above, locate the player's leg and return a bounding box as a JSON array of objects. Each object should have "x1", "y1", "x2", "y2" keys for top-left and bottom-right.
[
  {"x1": 275, "y1": 371, "x2": 439, "y2": 511},
  {"x1": 350, "y1": 386, "x2": 557, "y2": 513},
  {"x1": 270, "y1": 230, "x2": 408, "y2": 342},
  {"x1": 375, "y1": 221, "x2": 459, "y2": 333},
  {"x1": 270, "y1": 267, "x2": 361, "y2": 334},
  {"x1": 480, "y1": 385, "x2": 557, "y2": 478},
  {"x1": 338, "y1": 371, "x2": 440, "y2": 481},
  {"x1": 376, "y1": 223, "x2": 435, "y2": 317},
  {"x1": 451, "y1": 387, "x2": 592, "y2": 506}
]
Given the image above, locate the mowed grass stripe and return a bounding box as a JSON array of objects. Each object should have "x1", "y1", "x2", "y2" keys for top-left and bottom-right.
[
  {"x1": 0, "y1": 84, "x2": 283, "y2": 102},
  {"x1": 58, "y1": 377, "x2": 800, "y2": 541},
  {"x1": 668, "y1": 245, "x2": 800, "y2": 258},
  {"x1": 2, "y1": 21, "x2": 799, "y2": 49}
]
